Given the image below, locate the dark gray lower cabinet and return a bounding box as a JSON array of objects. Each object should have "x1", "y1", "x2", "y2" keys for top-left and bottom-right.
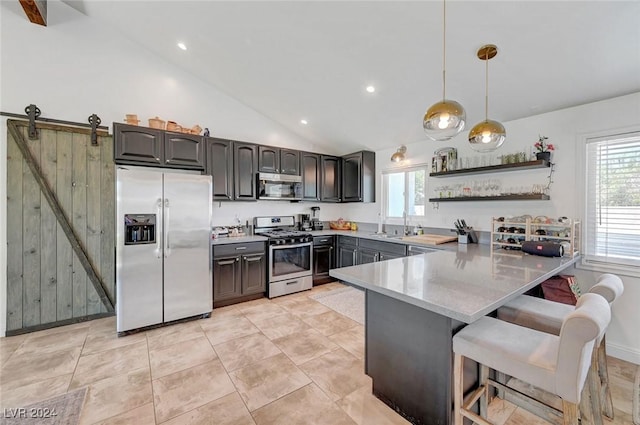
[
  {"x1": 337, "y1": 236, "x2": 359, "y2": 268},
  {"x1": 337, "y1": 236, "x2": 408, "y2": 268},
  {"x1": 213, "y1": 242, "x2": 266, "y2": 307},
  {"x1": 357, "y1": 247, "x2": 378, "y2": 264},
  {"x1": 313, "y1": 236, "x2": 334, "y2": 285}
]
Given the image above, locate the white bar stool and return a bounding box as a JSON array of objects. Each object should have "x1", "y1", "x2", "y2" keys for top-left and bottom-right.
[
  {"x1": 497, "y1": 273, "x2": 623, "y2": 420},
  {"x1": 453, "y1": 293, "x2": 611, "y2": 425}
]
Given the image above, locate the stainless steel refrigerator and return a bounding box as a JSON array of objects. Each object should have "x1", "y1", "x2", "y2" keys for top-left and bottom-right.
[{"x1": 116, "y1": 167, "x2": 212, "y2": 334}]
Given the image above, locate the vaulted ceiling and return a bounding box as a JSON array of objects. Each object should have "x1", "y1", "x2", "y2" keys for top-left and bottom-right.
[{"x1": 62, "y1": 1, "x2": 640, "y2": 154}]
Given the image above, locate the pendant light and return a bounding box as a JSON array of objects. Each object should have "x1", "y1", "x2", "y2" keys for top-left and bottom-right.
[
  {"x1": 390, "y1": 145, "x2": 407, "y2": 162},
  {"x1": 423, "y1": 0, "x2": 466, "y2": 141},
  {"x1": 468, "y1": 44, "x2": 506, "y2": 152}
]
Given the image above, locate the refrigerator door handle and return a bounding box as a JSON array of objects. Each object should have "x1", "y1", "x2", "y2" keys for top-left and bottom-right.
[
  {"x1": 155, "y1": 198, "x2": 162, "y2": 258},
  {"x1": 164, "y1": 198, "x2": 171, "y2": 258}
]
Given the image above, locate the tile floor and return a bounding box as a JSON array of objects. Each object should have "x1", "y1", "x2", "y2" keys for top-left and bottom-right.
[{"x1": 0, "y1": 281, "x2": 637, "y2": 425}]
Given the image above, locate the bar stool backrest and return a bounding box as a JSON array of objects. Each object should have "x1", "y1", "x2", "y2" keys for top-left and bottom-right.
[
  {"x1": 591, "y1": 274, "x2": 624, "y2": 305},
  {"x1": 556, "y1": 293, "x2": 611, "y2": 403}
]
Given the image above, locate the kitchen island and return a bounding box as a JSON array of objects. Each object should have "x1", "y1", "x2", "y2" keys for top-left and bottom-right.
[{"x1": 329, "y1": 244, "x2": 579, "y2": 425}]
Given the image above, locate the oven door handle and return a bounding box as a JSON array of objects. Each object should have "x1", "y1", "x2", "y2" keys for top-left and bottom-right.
[{"x1": 270, "y1": 242, "x2": 313, "y2": 250}]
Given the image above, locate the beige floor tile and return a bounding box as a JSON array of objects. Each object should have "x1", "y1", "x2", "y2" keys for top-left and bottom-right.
[
  {"x1": 162, "y1": 392, "x2": 255, "y2": 425},
  {"x1": 12, "y1": 326, "x2": 88, "y2": 356},
  {"x1": 82, "y1": 328, "x2": 147, "y2": 356},
  {"x1": 150, "y1": 335, "x2": 217, "y2": 379},
  {"x1": 79, "y1": 367, "x2": 153, "y2": 425},
  {"x1": 252, "y1": 383, "x2": 356, "y2": 425},
  {"x1": 229, "y1": 352, "x2": 311, "y2": 412},
  {"x1": 88, "y1": 316, "x2": 117, "y2": 334},
  {"x1": 92, "y1": 402, "x2": 156, "y2": 425},
  {"x1": 70, "y1": 340, "x2": 149, "y2": 389},
  {"x1": 241, "y1": 303, "x2": 288, "y2": 323},
  {"x1": 25, "y1": 321, "x2": 92, "y2": 339},
  {"x1": 252, "y1": 312, "x2": 310, "y2": 340},
  {"x1": 302, "y1": 310, "x2": 360, "y2": 336},
  {"x1": 309, "y1": 282, "x2": 346, "y2": 294},
  {"x1": 487, "y1": 397, "x2": 519, "y2": 425},
  {"x1": 504, "y1": 407, "x2": 552, "y2": 425},
  {"x1": 208, "y1": 304, "x2": 243, "y2": 320},
  {"x1": 299, "y1": 348, "x2": 370, "y2": 401},
  {"x1": 0, "y1": 346, "x2": 81, "y2": 390},
  {"x1": 278, "y1": 297, "x2": 333, "y2": 319},
  {"x1": 329, "y1": 325, "x2": 365, "y2": 359},
  {"x1": 214, "y1": 333, "x2": 281, "y2": 372},
  {"x1": 0, "y1": 334, "x2": 27, "y2": 366},
  {"x1": 202, "y1": 316, "x2": 260, "y2": 345},
  {"x1": 273, "y1": 328, "x2": 338, "y2": 365},
  {"x1": 146, "y1": 321, "x2": 206, "y2": 351},
  {"x1": 336, "y1": 385, "x2": 410, "y2": 425},
  {"x1": 0, "y1": 373, "x2": 72, "y2": 409},
  {"x1": 152, "y1": 359, "x2": 235, "y2": 423},
  {"x1": 235, "y1": 297, "x2": 271, "y2": 311}
]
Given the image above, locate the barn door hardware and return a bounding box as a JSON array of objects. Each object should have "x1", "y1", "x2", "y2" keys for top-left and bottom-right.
[
  {"x1": 88, "y1": 114, "x2": 101, "y2": 145},
  {"x1": 1, "y1": 104, "x2": 108, "y2": 142}
]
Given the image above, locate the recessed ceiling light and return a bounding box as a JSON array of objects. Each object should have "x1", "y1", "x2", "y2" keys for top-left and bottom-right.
[
  {"x1": 366, "y1": 85, "x2": 376, "y2": 93},
  {"x1": 177, "y1": 42, "x2": 187, "y2": 51},
  {"x1": 300, "y1": 119, "x2": 308, "y2": 125}
]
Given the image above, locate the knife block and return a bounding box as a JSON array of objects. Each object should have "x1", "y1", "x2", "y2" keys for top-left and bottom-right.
[{"x1": 458, "y1": 235, "x2": 469, "y2": 244}]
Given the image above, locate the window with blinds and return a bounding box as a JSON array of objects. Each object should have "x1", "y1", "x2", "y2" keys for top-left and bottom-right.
[{"x1": 584, "y1": 131, "x2": 640, "y2": 270}]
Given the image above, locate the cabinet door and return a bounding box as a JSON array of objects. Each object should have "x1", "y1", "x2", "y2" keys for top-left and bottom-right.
[
  {"x1": 258, "y1": 146, "x2": 279, "y2": 173},
  {"x1": 241, "y1": 252, "x2": 266, "y2": 295},
  {"x1": 342, "y1": 152, "x2": 362, "y2": 202},
  {"x1": 313, "y1": 245, "x2": 333, "y2": 284},
  {"x1": 206, "y1": 138, "x2": 234, "y2": 201},
  {"x1": 301, "y1": 152, "x2": 320, "y2": 201},
  {"x1": 213, "y1": 255, "x2": 242, "y2": 301},
  {"x1": 113, "y1": 123, "x2": 163, "y2": 165},
  {"x1": 164, "y1": 132, "x2": 205, "y2": 169},
  {"x1": 357, "y1": 247, "x2": 378, "y2": 264},
  {"x1": 321, "y1": 155, "x2": 341, "y2": 202},
  {"x1": 338, "y1": 245, "x2": 357, "y2": 268},
  {"x1": 280, "y1": 149, "x2": 300, "y2": 175},
  {"x1": 234, "y1": 142, "x2": 258, "y2": 200}
]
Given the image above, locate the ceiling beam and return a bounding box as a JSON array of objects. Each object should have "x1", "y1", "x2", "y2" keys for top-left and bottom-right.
[{"x1": 18, "y1": 0, "x2": 47, "y2": 26}]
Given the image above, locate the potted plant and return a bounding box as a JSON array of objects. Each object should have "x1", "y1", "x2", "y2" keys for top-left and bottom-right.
[{"x1": 534, "y1": 136, "x2": 554, "y2": 161}]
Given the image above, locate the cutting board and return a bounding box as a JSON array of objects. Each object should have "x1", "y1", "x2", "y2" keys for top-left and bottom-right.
[{"x1": 401, "y1": 234, "x2": 458, "y2": 245}]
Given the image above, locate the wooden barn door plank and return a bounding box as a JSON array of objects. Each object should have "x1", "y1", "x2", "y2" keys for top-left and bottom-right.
[
  {"x1": 39, "y1": 128, "x2": 58, "y2": 324},
  {"x1": 99, "y1": 135, "x2": 115, "y2": 313},
  {"x1": 55, "y1": 131, "x2": 73, "y2": 321},
  {"x1": 22, "y1": 125, "x2": 42, "y2": 327},
  {"x1": 6, "y1": 120, "x2": 114, "y2": 316},
  {"x1": 85, "y1": 135, "x2": 102, "y2": 315},
  {"x1": 6, "y1": 127, "x2": 24, "y2": 331},
  {"x1": 71, "y1": 132, "x2": 88, "y2": 317}
]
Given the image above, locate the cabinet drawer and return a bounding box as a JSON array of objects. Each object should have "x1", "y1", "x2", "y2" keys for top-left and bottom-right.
[
  {"x1": 338, "y1": 235, "x2": 358, "y2": 247},
  {"x1": 313, "y1": 235, "x2": 334, "y2": 246},
  {"x1": 214, "y1": 242, "x2": 265, "y2": 257},
  {"x1": 359, "y1": 239, "x2": 407, "y2": 256}
]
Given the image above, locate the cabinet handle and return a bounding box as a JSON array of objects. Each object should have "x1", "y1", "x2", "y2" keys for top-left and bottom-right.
[
  {"x1": 286, "y1": 280, "x2": 298, "y2": 285},
  {"x1": 319, "y1": 239, "x2": 328, "y2": 242},
  {"x1": 235, "y1": 246, "x2": 247, "y2": 250},
  {"x1": 166, "y1": 159, "x2": 171, "y2": 163},
  {"x1": 236, "y1": 258, "x2": 239, "y2": 262}
]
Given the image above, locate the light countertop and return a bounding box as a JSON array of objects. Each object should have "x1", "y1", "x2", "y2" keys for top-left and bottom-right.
[
  {"x1": 308, "y1": 229, "x2": 459, "y2": 250},
  {"x1": 329, "y1": 244, "x2": 579, "y2": 324}
]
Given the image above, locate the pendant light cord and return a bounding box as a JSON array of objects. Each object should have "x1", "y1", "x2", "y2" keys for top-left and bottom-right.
[
  {"x1": 442, "y1": 0, "x2": 447, "y2": 101},
  {"x1": 485, "y1": 49, "x2": 489, "y2": 121}
]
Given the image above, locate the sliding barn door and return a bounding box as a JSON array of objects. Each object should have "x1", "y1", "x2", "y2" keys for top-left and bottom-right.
[{"x1": 6, "y1": 120, "x2": 115, "y2": 334}]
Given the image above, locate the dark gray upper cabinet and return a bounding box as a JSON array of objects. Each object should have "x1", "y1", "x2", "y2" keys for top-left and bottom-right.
[
  {"x1": 258, "y1": 146, "x2": 300, "y2": 175},
  {"x1": 113, "y1": 123, "x2": 163, "y2": 165},
  {"x1": 234, "y1": 142, "x2": 258, "y2": 201},
  {"x1": 301, "y1": 152, "x2": 320, "y2": 201},
  {"x1": 205, "y1": 138, "x2": 234, "y2": 201},
  {"x1": 342, "y1": 151, "x2": 375, "y2": 203},
  {"x1": 113, "y1": 123, "x2": 204, "y2": 170},
  {"x1": 163, "y1": 132, "x2": 205, "y2": 170},
  {"x1": 321, "y1": 155, "x2": 341, "y2": 202}
]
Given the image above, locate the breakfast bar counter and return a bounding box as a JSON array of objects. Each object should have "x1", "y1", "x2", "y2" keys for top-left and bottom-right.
[{"x1": 329, "y1": 245, "x2": 579, "y2": 425}]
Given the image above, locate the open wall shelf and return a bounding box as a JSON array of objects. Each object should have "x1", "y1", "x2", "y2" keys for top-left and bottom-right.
[
  {"x1": 428, "y1": 194, "x2": 550, "y2": 202},
  {"x1": 429, "y1": 159, "x2": 550, "y2": 177}
]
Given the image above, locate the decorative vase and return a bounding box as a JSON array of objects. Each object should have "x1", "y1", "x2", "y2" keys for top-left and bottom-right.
[{"x1": 536, "y1": 151, "x2": 551, "y2": 161}]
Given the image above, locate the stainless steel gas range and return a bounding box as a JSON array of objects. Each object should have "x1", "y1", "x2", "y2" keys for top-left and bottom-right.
[{"x1": 254, "y1": 216, "x2": 313, "y2": 298}]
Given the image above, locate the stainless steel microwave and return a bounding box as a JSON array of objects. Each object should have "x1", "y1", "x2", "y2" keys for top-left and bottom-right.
[{"x1": 257, "y1": 173, "x2": 303, "y2": 200}]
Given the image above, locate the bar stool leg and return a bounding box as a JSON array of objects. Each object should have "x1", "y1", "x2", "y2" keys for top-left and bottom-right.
[
  {"x1": 586, "y1": 350, "x2": 604, "y2": 425},
  {"x1": 597, "y1": 336, "x2": 614, "y2": 419},
  {"x1": 480, "y1": 364, "x2": 489, "y2": 418},
  {"x1": 562, "y1": 401, "x2": 580, "y2": 425},
  {"x1": 454, "y1": 353, "x2": 464, "y2": 425}
]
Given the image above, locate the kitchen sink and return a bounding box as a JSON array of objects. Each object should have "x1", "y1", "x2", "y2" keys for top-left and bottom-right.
[{"x1": 369, "y1": 233, "x2": 404, "y2": 240}]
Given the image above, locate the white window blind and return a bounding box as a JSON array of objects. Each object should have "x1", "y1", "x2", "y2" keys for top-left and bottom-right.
[
  {"x1": 584, "y1": 131, "x2": 640, "y2": 269},
  {"x1": 382, "y1": 165, "x2": 427, "y2": 221}
]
